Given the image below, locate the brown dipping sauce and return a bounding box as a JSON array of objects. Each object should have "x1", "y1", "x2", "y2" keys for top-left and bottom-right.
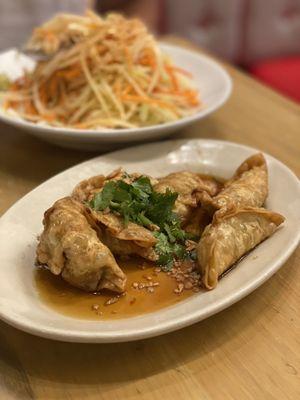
[{"x1": 35, "y1": 258, "x2": 198, "y2": 320}]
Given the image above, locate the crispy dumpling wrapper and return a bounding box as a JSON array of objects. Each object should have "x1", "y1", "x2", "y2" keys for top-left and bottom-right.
[
  {"x1": 183, "y1": 208, "x2": 211, "y2": 238},
  {"x1": 72, "y1": 169, "x2": 159, "y2": 261},
  {"x1": 72, "y1": 168, "x2": 124, "y2": 203},
  {"x1": 72, "y1": 169, "x2": 220, "y2": 260},
  {"x1": 199, "y1": 153, "x2": 268, "y2": 215},
  {"x1": 101, "y1": 232, "x2": 158, "y2": 262},
  {"x1": 154, "y1": 171, "x2": 221, "y2": 223},
  {"x1": 36, "y1": 197, "x2": 126, "y2": 293},
  {"x1": 88, "y1": 209, "x2": 158, "y2": 261},
  {"x1": 72, "y1": 174, "x2": 106, "y2": 202},
  {"x1": 197, "y1": 207, "x2": 284, "y2": 289},
  {"x1": 91, "y1": 212, "x2": 156, "y2": 247}
]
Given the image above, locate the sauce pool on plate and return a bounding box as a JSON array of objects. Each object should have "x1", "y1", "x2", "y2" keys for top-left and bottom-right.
[{"x1": 35, "y1": 258, "x2": 198, "y2": 320}]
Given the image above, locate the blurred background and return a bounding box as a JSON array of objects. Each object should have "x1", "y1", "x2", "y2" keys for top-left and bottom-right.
[{"x1": 1, "y1": 0, "x2": 299, "y2": 102}]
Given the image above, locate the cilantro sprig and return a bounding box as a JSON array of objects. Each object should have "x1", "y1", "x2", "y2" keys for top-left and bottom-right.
[{"x1": 89, "y1": 175, "x2": 196, "y2": 269}]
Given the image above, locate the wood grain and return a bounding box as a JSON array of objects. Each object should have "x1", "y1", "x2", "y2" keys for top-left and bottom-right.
[{"x1": 0, "y1": 39, "x2": 299, "y2": 400}]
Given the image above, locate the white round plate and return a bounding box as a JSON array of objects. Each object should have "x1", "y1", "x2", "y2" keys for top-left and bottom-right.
[
  {"x1": 0, "y1": 44, "x2": 232, "y2": 150},
  {"x1": 0, "y1": 139, "x2": 299, "y2": 343}
]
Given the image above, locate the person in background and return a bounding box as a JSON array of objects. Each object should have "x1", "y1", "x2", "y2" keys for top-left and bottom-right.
[{"x1": 0, "y1": 0, "x2": 92, "y2": 51}]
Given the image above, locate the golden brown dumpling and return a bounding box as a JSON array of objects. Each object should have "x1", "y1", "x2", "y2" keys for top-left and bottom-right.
[
  {"x1": 72, "y1": 174, "x2": 106, "y2": 202},
  {"x1": 89, "y1": 210, "x2": 158, "y2": 261},
  {"x1": 197, "y1": 207, "x2": 284, "y2": 289},
  {"x1": 154, "y1": 171, "x2": 220, "y2": 223},
  {"x1": 72, "y1": 168, "x2": 125, "y2": 203},
  {"x1": 72, "y1": 169, "x2": 159, "y2": 261},
  {"x1": 183, "y1": 208, "x2": 211, "y2": 237},
  {"x1": 36, "y1": 197, "x2": 126, "y2": 293},
  {"x1": 199, "y1": 153, "x2": 268, "y2": 214}
]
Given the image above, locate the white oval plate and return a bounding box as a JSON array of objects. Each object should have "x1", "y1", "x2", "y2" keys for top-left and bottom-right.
[
  {"x1": 0, "y1": 44, "x2": 232, "y2": 150},
  {"x1": 0, "y1": 139, "x2": 299, "y2": 343}
]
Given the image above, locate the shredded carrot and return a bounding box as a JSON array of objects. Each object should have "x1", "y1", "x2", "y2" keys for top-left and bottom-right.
[
  {"x1": 56, "y1": 66, "x2": 82, "y2": 80},
  {"x1": 121, "y1": 84, "x2": 133, "y2": 96},
  {"x1": 153, "y1": 87, "x2": 179, "y2": 95},
  {"x1": 24, "y1": 100, "x2": 37, "y2": 115},
  {"x1": 42, "y1": 112, "x2": 56, "y2": 122},
  {"x1": 138, "y1": 48, "x2": 156, "y2": 69},
  {"x1": 182, "y1": 89, "x2": 200, "y2": 106},
  {"x1": 165, "y1": 66, "x2": 179, "y2": 92},
  {"x1": 121, "y1": 94, "x2": 179, "y2": 113}
]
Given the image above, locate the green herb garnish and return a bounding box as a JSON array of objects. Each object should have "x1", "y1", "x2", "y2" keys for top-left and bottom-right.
[{"x1": 89, "y1": 175, "x2": 197, "y2": 269}]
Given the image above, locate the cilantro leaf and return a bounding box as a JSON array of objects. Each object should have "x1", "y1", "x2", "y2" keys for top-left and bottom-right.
[
  {"x1": 153, "y1": 231, "x2": 189, "y2": 269},
  {"x1": 136, "y1": 212, "x2": 153, "y2": 227},
  {"x1": 164, "y1": 223, "x2": 176, "y2": 243},
  {"x1": 132, "y1": 176, "x2": 152, "y2": 196},
  {"x1": 147, "y1": 189, "x2": 178, "y2": 225},
  {"x1": 173, "y1": 243, "x2": 186, "y2": 259},
  {"x1": 113, "y1": 186, "x2": 132, "y2": 203},
  {"x1": 89, "y1": 174, "x2": 194, "y2": 269},
  {"x1": 153, "y1": 232, "x2": 174, "y2": 266},
  {"x1": 90, "y1": 181, "x2": 116, "y2": 210}
]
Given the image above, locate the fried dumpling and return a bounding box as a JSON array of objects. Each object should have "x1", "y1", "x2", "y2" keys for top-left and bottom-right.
[
  {"x1": 199, "y1": 153, "x2": 268, "y2": 215},
  {"x1": 183, "y1": 208, "x2": 211, "y2": 237},
  {"x1": 72, "y1": 174, "x2": 106, "y2": 202},
  {"x1": 36, "y1": 197, "x2": 126, "y2": 293},
  {"x1": 72, "y1": 168, "x2": 125, "y2": 203},
  {"x1": 197, "y1": 207, "x2": 284, "y2": 289},
  {"x1": 154, "y1": 171, "x2": 221, "y2": 223},
  {"x1": 72, "y1": 169, "x2": 160, "y2": 261},
  {"x1": 88, "y1": 209, "x2": 158, "y2": 261}
]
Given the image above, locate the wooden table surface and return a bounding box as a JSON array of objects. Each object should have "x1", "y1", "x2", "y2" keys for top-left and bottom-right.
[{"x1": 0, "y1": 40, "x2": 299, "y2": 400}]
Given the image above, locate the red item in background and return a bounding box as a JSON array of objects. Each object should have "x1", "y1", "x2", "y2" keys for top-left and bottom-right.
[{"x1": 249, "y1": 57, "x2": 300, "y2": 103}]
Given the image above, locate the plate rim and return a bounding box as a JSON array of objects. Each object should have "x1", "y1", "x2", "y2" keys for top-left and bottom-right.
[
  {"x1": 0, "y1": 139, "x2": 299, "y2": 343},
  {"x1": 0, "y1": 43, "x2": 232, "y2": 139}
]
